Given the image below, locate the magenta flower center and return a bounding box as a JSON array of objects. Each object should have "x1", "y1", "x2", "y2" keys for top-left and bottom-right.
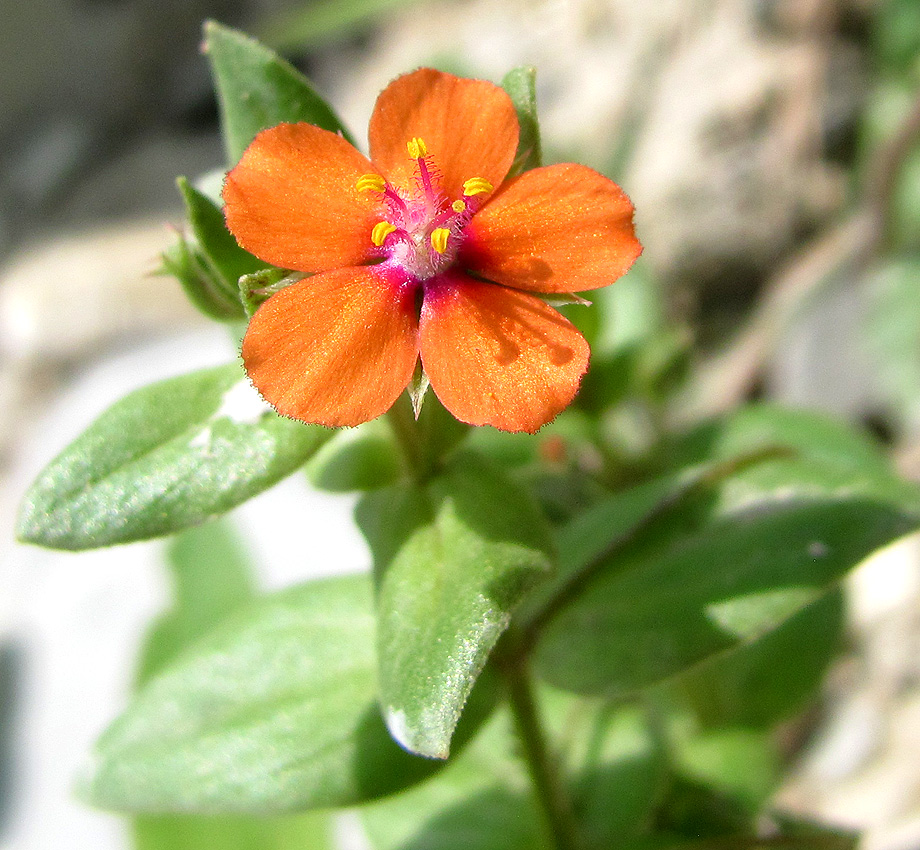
[{"x1": 357, "y1": 137, "x2": 493, "y2": 282}]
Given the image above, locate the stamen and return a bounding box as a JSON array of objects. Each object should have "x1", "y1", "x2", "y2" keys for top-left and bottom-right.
[
  {"x1": 452, "y1": 200, "x2": 466, "y2": 213},
  {"x1": 463, "y1": 177, "x2": 493, "y2": 197},
  {"x1": 371, "y1": 221, "x2": 397, "y2": 246},
  {"x1": 356, "y1": 173, "x2": 386, "y2": 193},
  {"x1": 406, "y1": 137, "x2": 428, "y2": 159},
  {"x1": 430, "y1": 227, "x2": 451, "y2": 254}
]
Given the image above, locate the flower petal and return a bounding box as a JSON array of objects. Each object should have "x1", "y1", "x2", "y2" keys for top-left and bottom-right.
[
  {"x1": 460, "y1": 163, "x2": 642, "y2": 293},
  {"x1": 368, "y1": 69, "x2": 519, "y2": 203},
  {"x1": 420, "y1": 274, "x2": 589, "y2": 433},
  {"x1": 224, "y1": 123, "x2": 381, "y2": 273},
  {"x1": 242, "y1": 266, "x2": 419, "y2": 427}
]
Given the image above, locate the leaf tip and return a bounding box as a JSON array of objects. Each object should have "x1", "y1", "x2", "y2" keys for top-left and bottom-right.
[{"x1": 384, "y1": 707, "x2": 449, "y2": 761}]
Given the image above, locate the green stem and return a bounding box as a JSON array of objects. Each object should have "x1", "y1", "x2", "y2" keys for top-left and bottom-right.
[{"x1": 499, "y1": 647, "x2": 579, "y2": 850}]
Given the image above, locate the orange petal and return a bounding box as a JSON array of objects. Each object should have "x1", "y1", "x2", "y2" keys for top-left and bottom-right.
[
  {"x1": 460, "y1": 163, "x2": 642, "y2": 293},
  {"x1": 242, "y1": 266, "x2": 419, "y2": 427},
  {"x1": 224, "y1": 123, "x2": 381, "y2": 273},
  {"x1": 420, "y1": 274, "x2": 589, "y2": 433},
  {"x1": 368, "y1": 69, "x2": 519, "y2": 204}
]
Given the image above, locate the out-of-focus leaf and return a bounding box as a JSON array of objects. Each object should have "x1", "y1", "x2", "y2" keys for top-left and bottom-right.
[
  {"x1": 363, "y1": 692, "x2": 664, "y2": 850},
  {"x1": 177, "y1": 177, "x2": 264, "y2": 301},
  {"x1": 356, "y1": 453, "x2": 553, "y2": 758},
  {"x1": 502, "y1": 67, "x2": 542, "y2": 177},
  {"x1": 260, "y1": 0, "x2": 425, "y2": 51},
  {"x1": 551, "y1": 696, "x2": 666, "y2": 847},
  {"x1": 669, "y1": 727, "x2": 780, "y2": 812},
  {"x1": 534, "y1": 405, "x2": 920, "y2": 696},
  {"x1": 362, "y1": 709, "x2": 549, "y2": 850},
  {"x1": 17, "y1": 365, "x2": 330, "y2": 550},
  {"x1": 83, "y1": 575, "x2": 493, "y2": 814},
  {"x1": 136, "y1": 519, "x2": 256, "y2": 686},
  {"x1": 203, "y1": 21, "x2": 352, "y2": 165},
  {"x1": 134, "y1": 523, "x2": 335, "y2": 847},
  {"x1": 133, "y1": 812, "x2": 333, "y2": 850},
  {"x1": 306, "y1": 419, "x2": 403, "y2": 492},
  {"x1": 661, "y1": 590, "x2": 844, "y2": 730},
  {"x1": 873, "y1": 0, "x2": 920, "y2": 76}
]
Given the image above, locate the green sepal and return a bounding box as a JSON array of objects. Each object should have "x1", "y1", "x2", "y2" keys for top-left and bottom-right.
[
  {"x1": 177, "y1": 176, "x2": 264, "y2": 306},
  {"x1": 239, "y1": 268, "x2": 304, "y2": 317},
  {"x1": 159, "y1": 230, "x2": 243, "y2": 322}
]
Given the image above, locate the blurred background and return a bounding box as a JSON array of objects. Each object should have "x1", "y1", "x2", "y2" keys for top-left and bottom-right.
[{"x1": 3, "y1": 0, "x2": 920, "y2": 847}]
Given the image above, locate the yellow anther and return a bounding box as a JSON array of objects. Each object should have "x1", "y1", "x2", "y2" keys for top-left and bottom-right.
[
  {"x1": 407, "y1": 137, "x2": 428, "y2": 159},
  {"x1": 451, "y1": 199, "x2": 467, "y2": 213},
  {"x1": 430, "y1": 228, "x2": 451, "y2": 254},
  {"x1": 371, "y1": 221, "x2": 397, "y2": 247},
  {"x1": 356, "y1": 173, "x2": 386, "y2": 193},
  {"x1": 463, "y1": 177, "x2": 493, "y2": 196}
]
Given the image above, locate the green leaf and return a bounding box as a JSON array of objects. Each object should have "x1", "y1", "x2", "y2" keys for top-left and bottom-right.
[
  {"x1": 363, "y1": 693, "x2": 665, "y2": 850},
  {"x1": 305, "y1": 419, "x2": 403, "y2": 492},
  {"x1": 260, "y1": 0, "x2": 425, "y2": 50},
  {"x1": 669, "y1": 727, "x2": 780, "y2": 812},
  {"x1": 356, "y1": 453, "x2": 553, "y2": 758},
  {"x1": 502, "y1": 67, "x2": 542, "y2": 177},
  {"x1": 83, "y1": 575, "x2": 493, "y2": 814},
  {"x1": 133, "y1": 812, "x2": 333, "y2": 850},
  {"x1": 661, "y1": 590, "x2": 845, "y2": 730},
  {"x1": 159, "y1": 230, "x2": 243, "y2": 322},
  {"x1": 133, "y1": 525, "x2": 336, "y2": 846},
  {"x1": 203, "y1": 20, "x2": 353, "y2": 165},
  {"x1": 177, "y1": 177, "x2": 264, "y2": 304},
  {"x1": 136, "y1": 519, "x2": 257, "y2": 686},
  {"x1": 553, "y1": 697, "x2": 667, "y2": 847},
  {"x1": 17, "y1": 365, "x2": 330, "y2": 550},
  {"x1": 363, "y1": 709, "x2": 550, "y2": 850},
  {"x1": 534, "y1": 405, "x2": 920, "y2": 696}
]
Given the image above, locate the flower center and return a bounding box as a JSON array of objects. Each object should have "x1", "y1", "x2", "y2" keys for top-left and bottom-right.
[{"x1": 356, "y1": 137, "x2": 493, "y2": 282}]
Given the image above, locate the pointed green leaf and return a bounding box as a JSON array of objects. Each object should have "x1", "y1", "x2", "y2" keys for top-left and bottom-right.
[
  {"x1": 82, "y1": 575, "x2": 494, "y2": 814},
  {"x1": 17, "y1": 365, "x2": 331, "y2": 550},
  {"x1": 501, "y1": 66, "x2": 542, "y2": 177},
  {"x1": 534, "y1": 406, "x2": 920, "y2": 696},
  {"x1": 177, "y1": 177, "x2": 264, "y2": 304},
  {"x1": 357, "y1": 453, "x2": 553, "y2": 758},
  {"x1": 203, "y1": 21, "x2": 353, "y2": 165}
]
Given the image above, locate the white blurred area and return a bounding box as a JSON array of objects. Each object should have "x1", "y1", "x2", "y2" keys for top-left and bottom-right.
[{"x1": 2, "y1": 0, "x2": 920, "y2": 848}]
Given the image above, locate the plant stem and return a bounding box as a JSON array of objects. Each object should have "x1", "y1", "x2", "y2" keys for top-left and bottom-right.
[{"x1": 500, "y1": 648, "x2": 579, "y2": 850}]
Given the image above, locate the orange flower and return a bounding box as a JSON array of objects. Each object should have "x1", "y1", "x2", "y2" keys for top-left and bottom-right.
[{"x1": 223, "y1": 69, "x2": 641, "y2": 433}]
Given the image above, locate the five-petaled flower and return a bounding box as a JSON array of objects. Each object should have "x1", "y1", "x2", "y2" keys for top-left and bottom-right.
[{"x1": 223, "y1": 68, "x2": 641, "y2": 433}]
